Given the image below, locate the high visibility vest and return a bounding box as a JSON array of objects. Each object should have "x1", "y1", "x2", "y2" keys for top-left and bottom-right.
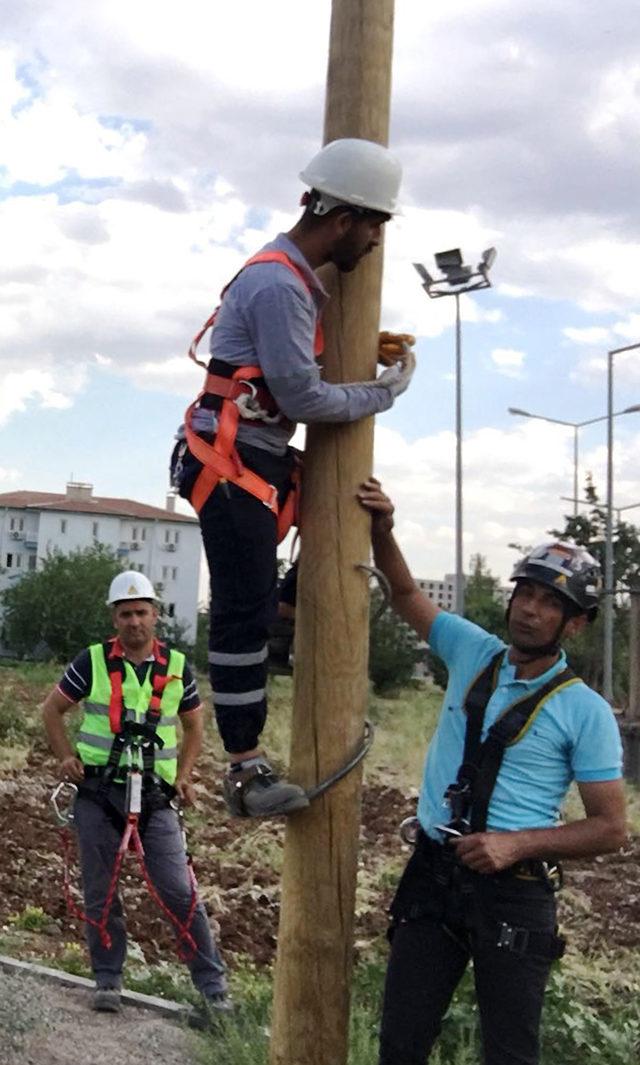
[{"x1": 76, "y1": 643, "x2": 186, "y2": 786}]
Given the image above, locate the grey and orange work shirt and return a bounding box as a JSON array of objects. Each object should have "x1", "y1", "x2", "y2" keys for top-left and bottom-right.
[{"x1": 185, "y1": 232, "x2": 395, "y2": 456}]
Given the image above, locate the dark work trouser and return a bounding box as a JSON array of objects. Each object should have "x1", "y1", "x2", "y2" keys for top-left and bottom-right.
[
  {"x1": 378, "y1": 838, "x2": 560, "y2": 1065},
  {"x1": 74, "y1": 793, "x2": 226, "y2": 994},
  {"x1": 193, "y1": 442, "x2": 295, "y2": 755}
]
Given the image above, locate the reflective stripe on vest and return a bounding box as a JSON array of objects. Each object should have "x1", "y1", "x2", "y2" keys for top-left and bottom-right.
[{"x1": 76, "y1": 643, "x2": 185, "y2": 786}]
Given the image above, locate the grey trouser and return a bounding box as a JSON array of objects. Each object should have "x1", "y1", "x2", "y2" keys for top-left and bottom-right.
[{"x1": 73, "y1": 791, "x2": 226, "y2": 995}]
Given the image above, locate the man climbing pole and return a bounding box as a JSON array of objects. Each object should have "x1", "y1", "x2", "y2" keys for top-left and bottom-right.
[
  {"x1": 357, "y1": 479, "x2": 627, "y2": 1065},
  {"x1": 171, "y1": 137, "x2": 416, "y2": 818},
  {"x1": 42, "y1": 571, "x2": 229, "y2": 1019}
]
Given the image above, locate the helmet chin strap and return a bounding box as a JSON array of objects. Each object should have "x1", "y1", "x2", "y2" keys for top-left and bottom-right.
[{"x1": 505, "y1": 597, "x2": 568, "y2": 660}]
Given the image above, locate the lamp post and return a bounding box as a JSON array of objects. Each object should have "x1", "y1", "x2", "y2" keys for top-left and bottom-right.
[
  {"x1": 414, "y1": 247, "x2": 497, "y2": 614},
  {"x1": 560, "y1": 498, "x2": 640, "y2": 524},
  {"x1": 604, "y1": 342, "x2": 640, "y2": 704},
  {"x1": 508, "y1": 405, "x2": 640, "y2": 518}
]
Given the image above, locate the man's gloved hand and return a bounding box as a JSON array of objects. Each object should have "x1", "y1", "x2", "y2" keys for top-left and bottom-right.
[
  {"x1": 378, "y1": 331, "x2": 416, "y2": 366},
  {"x1": 374, "y1": 343, "x2": 416, "y2": 398}
]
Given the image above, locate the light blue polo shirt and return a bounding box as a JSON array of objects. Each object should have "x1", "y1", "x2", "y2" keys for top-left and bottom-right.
[{"x1": 418, "y1": 612, "x2": 623, "y2": 841}]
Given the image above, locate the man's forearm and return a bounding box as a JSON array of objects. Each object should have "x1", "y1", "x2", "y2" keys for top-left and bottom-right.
[
  {"x1": 177, "y1": 713, "x2": 203, "y2": 779},
  {"x1": 42, "y1": 704, "x2": 75, "y2": 762},
  {"x1": 371, "y1": 528, "x2": 416, "y2": 604},
  {"x1": 513, "y1": 815, "x2": 627, "y2": 862}
]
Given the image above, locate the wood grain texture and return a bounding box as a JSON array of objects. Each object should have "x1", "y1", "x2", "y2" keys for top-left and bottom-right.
[{"x1": 270, "y1": 3, "x2": 395, "y2": 1064}]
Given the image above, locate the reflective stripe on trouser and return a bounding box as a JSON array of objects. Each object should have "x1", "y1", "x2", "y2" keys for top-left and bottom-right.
[
  {"x1": 74, "y1": 793, "x2": 226, "y2": 995},
  {"x1": 197, "y1": 442, "x2": 294, "y2": 754}
]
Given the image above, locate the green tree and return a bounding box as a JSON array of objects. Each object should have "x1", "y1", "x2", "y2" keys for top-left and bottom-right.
[
  {"x1": 368, "y1": 589, "x2": 421, "y2": 695},
  {"x1": 428, "y1": 555, "x2": 508, "y2": 690},
  {"x1": 1, "y1": 545, "x2": 124, "y2": 661},
  {"x1": 548, "y1": 477, "x2": 640, "y2": 700},
  {"x1": 191, "y1": 610, "x2": 209, "y2": 672}
]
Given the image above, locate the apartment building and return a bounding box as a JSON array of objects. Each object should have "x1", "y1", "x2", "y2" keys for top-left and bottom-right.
[{"x1": 0, "y1": 482, "x2": 200, "y2": 641}]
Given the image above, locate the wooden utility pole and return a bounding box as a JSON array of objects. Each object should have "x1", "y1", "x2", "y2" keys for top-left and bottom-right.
[{"x1": 269, "y1": 3, "x2": 395, "y2": 1065}]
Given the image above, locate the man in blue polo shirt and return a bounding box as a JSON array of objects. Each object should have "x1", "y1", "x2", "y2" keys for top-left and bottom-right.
[{"x1": 357, "y1": 479, "x2": 626, "y2": 1065}]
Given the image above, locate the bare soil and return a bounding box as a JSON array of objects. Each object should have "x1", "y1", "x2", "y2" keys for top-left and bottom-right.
[{"x1": 1, "y1": 748, "x2": 639, "y2": 969}]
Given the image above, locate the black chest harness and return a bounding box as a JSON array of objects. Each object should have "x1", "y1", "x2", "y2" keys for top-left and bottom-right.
[{"x1": 441, "y1": 649, "x2": 578, "y2": 837}]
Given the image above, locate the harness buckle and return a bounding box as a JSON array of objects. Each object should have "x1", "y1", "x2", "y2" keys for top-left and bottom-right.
[
  {"x1": 496, "y1": 921, "x2": 530, "y2": 953},
  {"x1": 263, "y1": 484, "x2": 278, "y2": 511}
]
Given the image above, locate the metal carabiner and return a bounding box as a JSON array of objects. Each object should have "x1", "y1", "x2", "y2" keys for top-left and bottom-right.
[
  {"x1": 235, "y1": 381, "x2": 282, "y2": 424},
  {"x1": 399, "y1": 816, "x2": 420, "y2": 845},
  {"x1": 50, "y1": 781, "x2": 78, "y2": 827}
]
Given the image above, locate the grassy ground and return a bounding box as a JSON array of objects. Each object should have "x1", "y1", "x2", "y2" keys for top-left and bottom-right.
[{"x1": 1, "y1": 660, "x2": 639, "y2": 1063}]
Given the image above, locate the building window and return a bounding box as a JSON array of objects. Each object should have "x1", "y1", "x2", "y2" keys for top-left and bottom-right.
[
  {"x1": 132, "y1": 526, "x2": 138, "y2": 540},
  {"x1": 16, "y1": 554, "x2": 22, "y2": 568},
  {"x1": 174, "y1": 530, "x2": 180, "y2": 545},
  {"x1": 164, "y1": 529, "x2": 170, "y2": 543},
  {"x1": 141, "y1": 528, "x2": 146, "y2": 541},
  {"x1": 172, "y1": 567, "x2": 178, "y2": 580},
  {"x1": 167, "y1": 603, "x2": 175, "y2": 618},
  {"x1": 6, "y1": 553, "x2": 12, "y2": 568},
  {"x1": 28, "y1": 555, "x2": 36, "y2": 571},
  {"x1": 60, "y1": 519, "x2": 67, "y2": 534},
  {"x1": 9, "y1": 518, "x2": 14, "y2": 531},
  {"x1": 92, "y1": 521, "x2": 99, "y2": 538}
]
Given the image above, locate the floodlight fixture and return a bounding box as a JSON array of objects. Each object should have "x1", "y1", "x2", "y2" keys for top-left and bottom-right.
[
  {"x1": 412, "y1": 262, "x2": 434, "y2": 287},
  {"x1": 412, "y1": 244, "x2": 498, "y2": 615},
  {"x1": 414, "y1": 246, "x2": 497, "y2": 300},
  {"x1": 479, "y1": 246, "x2": 497, "y2": 274}
]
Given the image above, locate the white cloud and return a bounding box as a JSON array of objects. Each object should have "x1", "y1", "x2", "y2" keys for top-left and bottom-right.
[
  {"x1": 0, "y1": 465, "x2": 19, "y2": 485},
  {"x1": 371, "y1": 419, "x2": 640, "y2": 583},
  {"x1": 0, "y1": 367, "x2": 85, "y2": 425},
  {"x1": 490, "y1": 347, "x2": 525, "y2": 376},
  {"x1": 563, "y1": 326, "x2": 611, "y2": 345},
  {"x1": 612, "y1": 314, "x2": 640, "y2": 341}
]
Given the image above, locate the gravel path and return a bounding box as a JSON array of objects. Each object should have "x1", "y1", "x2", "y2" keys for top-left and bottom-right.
[{"x1": 0, "y1": 971, "x2": 202, "y2": 1065}]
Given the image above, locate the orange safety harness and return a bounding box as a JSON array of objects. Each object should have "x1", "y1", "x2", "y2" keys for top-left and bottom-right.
[{"x1": 184, "y1": 251, "x2": 323, "y2": 542}]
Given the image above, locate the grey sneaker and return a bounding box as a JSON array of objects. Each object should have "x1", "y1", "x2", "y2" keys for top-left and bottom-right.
[
  {"x1": 223, "y1": 760, "x2": 309, "y2": 817},
  {"x1": 188, "y1": 992, "x2": 234, "y2": 1030},
  {"x1": 93, "y1": 987, "x2": 121, "y2": 1012}
]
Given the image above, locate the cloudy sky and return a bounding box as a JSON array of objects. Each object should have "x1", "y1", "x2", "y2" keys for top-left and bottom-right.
[{"x1": 2, "y1": 0, "x2": 640, "y2": 586}]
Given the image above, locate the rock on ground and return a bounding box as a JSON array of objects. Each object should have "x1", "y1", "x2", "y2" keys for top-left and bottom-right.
[{"x1": 0, "y1": 971, "x2": 201, "y2": 1065}]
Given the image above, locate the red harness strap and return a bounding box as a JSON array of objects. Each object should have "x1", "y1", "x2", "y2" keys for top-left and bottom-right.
[
  {"x1": 106, "y1": 637, "x2": 176, "y2": 735},
  {"x1": 184, "y1": 250, "x2": 320, "y2": 539}
]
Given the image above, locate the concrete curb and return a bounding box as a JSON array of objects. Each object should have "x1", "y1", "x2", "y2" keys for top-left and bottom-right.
[{"x1": 0, "y1": 954, "x2": 190, "y2": 1019}]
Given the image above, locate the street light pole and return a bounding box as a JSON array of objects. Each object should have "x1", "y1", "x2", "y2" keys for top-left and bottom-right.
[
  {"x1": 603, "y1": 342, "x2": 640, "y2": 704},
  {"x1": 454, "y1": 292, "x2": 463, "y2": 615},
  {"x1": 572, "y1": 427, "x2": 578, "y2": 520},
  {"x1": 414, "y1": 248, "x2": 497, "y2": 615},
  {"x1": 508, "y1": 405, "x2": 640, "y2": 524}
]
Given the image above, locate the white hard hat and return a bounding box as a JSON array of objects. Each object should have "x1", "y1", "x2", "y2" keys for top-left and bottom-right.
[
  {"x1": 106, "y1": 570, "x2": 158, "y2": 606},
  {"x1": 299, "y1": 138, "x2": 402, "y2": 216}
]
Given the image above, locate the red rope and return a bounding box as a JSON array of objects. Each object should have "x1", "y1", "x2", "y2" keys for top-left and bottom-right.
[{"x1": 59, "y1": 815, "x2": 199, "y2": 961}]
